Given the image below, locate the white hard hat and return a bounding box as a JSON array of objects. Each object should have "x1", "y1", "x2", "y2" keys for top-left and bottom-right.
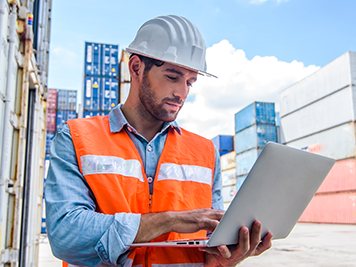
[{"x1": 126, "y1": 15, "x2": 216, "y2": 78}]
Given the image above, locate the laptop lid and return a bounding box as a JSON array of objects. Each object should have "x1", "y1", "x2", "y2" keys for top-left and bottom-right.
[{"x1": 207, "y1": 142, "x2": 335, "y2": 247}]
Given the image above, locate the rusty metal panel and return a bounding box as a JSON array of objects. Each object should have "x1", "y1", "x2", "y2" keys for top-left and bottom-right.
[
  {"x1": 299, "y1": 191, "x2": 356, "y2": 224},
  {"x1": 317, "y1": 158, "x2": 356, "y2": 194},
  {"x1": 286, "y1": 122, "x2": 356, "y2": 160}
]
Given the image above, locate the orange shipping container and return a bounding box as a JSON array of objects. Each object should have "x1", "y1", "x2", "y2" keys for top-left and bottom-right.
[
  {"x1": 317, "y1": 158, "x2": 356, "y2": 194},
  {"x1": 299, "y1": 191, "x2": 356, "y2": 224}
]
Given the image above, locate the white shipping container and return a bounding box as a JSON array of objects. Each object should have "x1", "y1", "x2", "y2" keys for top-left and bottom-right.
[
  {"x1": 286, "y1": 122, "x2": 356, "y2": 161},
  {"x1": 222, "y1": 168, "x2": 236, "y2": 186},
  {"x1": 220, "y1": 151, "x2": 236, "y2": 171},
  {"x1": 221, "y1": 185, "x2": 237, "y2": 203},
  {"x1": 280, "y1": 51, "x2": 356, "y2": 117},
  {"x1": 280, "y1": 86, "x2": 355, "y2": 143}
]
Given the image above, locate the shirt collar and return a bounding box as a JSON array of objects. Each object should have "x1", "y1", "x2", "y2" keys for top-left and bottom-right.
[{"x1": 109, "y1": 104, "x2": 182, "y2": 135}]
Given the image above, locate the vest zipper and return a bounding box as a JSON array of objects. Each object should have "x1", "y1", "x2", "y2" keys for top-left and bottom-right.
[{"x1": 148, "y1": 194, "x2": 153, "y2": 213}]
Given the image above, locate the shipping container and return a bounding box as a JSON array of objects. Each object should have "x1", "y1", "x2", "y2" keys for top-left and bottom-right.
[
  {"x1": 280, "y1": 85, "x2": 355, "y2": 143},
  {"x1": 47, "y1": 88, "x2": 58, "y2": 109},
  {"x1": 275, "y1": 112, "x2": 280, "y2": 127},
  {"x1": 235, "y1": 149, "x2": 262, "y2": 176},
  {"x1": 83, "y1": 110, "x2": 110, "y2": 118},
  {"x1": 46, "y1": 109, "x2": 57, "y2": 132},
  {"x1": 84, "y1": 76, "x2": 101, "y2": 110},
  {"x1": 57, "y1": 89, "x2": 77, "y2": 110},
  {"x1": 234, "y1": 124, "x2": 277, "y2": 154},
  {"x1": 280, "y1": 51, "x2": 356, "y2": 117},
  {"x1": 235, "y1": 176, "x2": 247, "y2": 193},
  {"x1": 298, "y1": 191, "x2": 356, "y2": 224},
  {"x1": 101, "y1": 77, "x2": 119, "y2": 110},
  {"x1": 56, "y1": 110, "x2": 77, "y2": 131},
  {"x1": 85, "y1": 42, "x2": 119, "y2": 77},
  {"x1": 41, "y1": 198, "x2": 46, "y2": 234},
  {"x1": 220, "y1": 151, "x2": 236, "y2": 171},
  {"x1": 235, "y1": 102, "x2": 275, "y2": 133},
  {"x1": 211, "y1": 135, "x2": 234, "y2": 153},
  {"x1": 222, "y1": 168, "x2": 236, "y2": 186},
  {"x1": 223, "y1": 202, "x2": 231, "y2": 211},
  {"x1": 221, "y1": 185, "x2": 237, "y2": 203},
  {"x1": 120, "y1": 50, "x2": 131, "y2": 104},
  {"x1": 46, "y1": 132, "x2": 55, "y2": 155},
  {"x1": 317, "y1": 158, "x2": 356, "y2": 194},
  {"x1": 0, "y1": 1, "x2": 52, "y2": 265},
  {"x1": 286, "y1": 122, "x2": 356, "y2": 161}
]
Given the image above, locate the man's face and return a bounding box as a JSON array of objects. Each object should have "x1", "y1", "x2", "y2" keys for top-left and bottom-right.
[{"x1": 138, "y1": 61, "x2": 198, "y2": 122}]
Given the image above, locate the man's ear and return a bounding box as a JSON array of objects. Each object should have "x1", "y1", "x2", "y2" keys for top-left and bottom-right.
[{"x1": 129, "y1": 55, "x2": 144, "y2": 81}]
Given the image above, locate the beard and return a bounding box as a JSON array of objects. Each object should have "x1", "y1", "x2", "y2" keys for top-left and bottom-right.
[{"x1": 138, "y1": 72, "x2": 183, "y2": 122}]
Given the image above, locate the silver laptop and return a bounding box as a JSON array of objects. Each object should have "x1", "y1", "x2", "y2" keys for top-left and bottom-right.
[{"x1": 129, "y1": 142, "x2": 335, "y2": 248}]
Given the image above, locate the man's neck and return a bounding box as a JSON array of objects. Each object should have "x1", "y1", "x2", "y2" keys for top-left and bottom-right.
[{"x1": 121, "y1": 103, "x2": 165, "y2": 142}]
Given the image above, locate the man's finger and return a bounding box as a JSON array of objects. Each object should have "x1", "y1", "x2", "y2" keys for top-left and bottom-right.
[
  {"x1": 255, "y1": 232, "x2": 273, "y2": 255},
  {"x1": 217, "y1": 245, "x2": 231, "y2": 259},
  {"x1": 238, "y1": 226, "x2": 250, "y2": 255},
  {"x1": 250, "y1": 221, "x2": 262, "y2": 251}
]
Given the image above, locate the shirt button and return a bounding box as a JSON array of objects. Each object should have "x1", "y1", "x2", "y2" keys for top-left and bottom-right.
[
  {"x1": 147, "y1": 145, "x2": 152, "y2": 152},
  {"x1": 127, "y1": 127, "x2": 132, "y2": 132},
  {"x1": 147, "y1": 177, "x2": 153, "y2": 183}
]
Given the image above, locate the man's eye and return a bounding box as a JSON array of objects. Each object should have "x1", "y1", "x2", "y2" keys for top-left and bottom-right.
[
  {"x1": 187, "y1": 82, "x2": 193, "y2": 88},
  {"x1": 167, "y1": 76, "x2": 177, "y2": 81}
]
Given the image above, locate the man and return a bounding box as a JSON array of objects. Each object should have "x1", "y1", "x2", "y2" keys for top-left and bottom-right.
[{"x1": 45, "y1": 15, "x2": 273, "y2": 267}]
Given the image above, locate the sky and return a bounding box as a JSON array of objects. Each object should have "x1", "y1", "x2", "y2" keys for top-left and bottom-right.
[{"x1": 48, "y1": 0, "x2": 356, "y2": 139}]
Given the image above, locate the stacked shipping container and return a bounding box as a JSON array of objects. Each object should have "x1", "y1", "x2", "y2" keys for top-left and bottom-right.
[
  {"x1": 83, "y1": 42, "x2": 119, "y2": 117},
  {"x1": 234, "y1": 102, "x2": 277, "y2": 186},
  {"x1": 120, "y1": 50, "x2": 131, "y2": 104},
  {"x1": 56, "y1": 89, "x2": 77, "y2": 131},
  {"x1": 279, "y1": 51, "x2": 356, "y2": 224}
]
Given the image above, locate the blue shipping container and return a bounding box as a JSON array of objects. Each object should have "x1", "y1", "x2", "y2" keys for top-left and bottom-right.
[
  {"x1": 235, "y1": 148, "x2": 262, "y2": 176},
  {"x1": 101, "y1": 77, "x2": 119, "y2": 110},
  {"x1": 56, "y1": 110, "x2": 77, "y2": 131},
  {"x1": 45, "y1": 131, "x2": 55, "y2": 155},
  {"x1": 211, "y1": 135, "x2": 234, "y2": 152},
  {"x1": 57, "y1": 89, "x2": 77, "y2": 110},
  {"x1": 234, "y1": 124, "x2": 277, "y2": 154},
  {"x1": 84, "y1": 76, "x2": 101, "y2": 110},
  {"x1": 235, "y1": 102, "x2": 275, "y2": 133},
  {"x1": 235, "y1": 175, "x2": 247, "y2": 193},
  {"x1": 275, "y1": 112, "x2": 280, "y2": 127},
  {"x1": 83, "y1": 110, "x2": 110, "y2": 118},
  {"x1": 85, "y1": 42, "x2": 119, "y2": 77}
]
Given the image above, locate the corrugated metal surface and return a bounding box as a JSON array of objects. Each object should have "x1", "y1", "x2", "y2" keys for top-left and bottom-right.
[
  {"x1": 235, "y1": 175, "x2": 247, "y2": 192},
  {"x1": 83, "y1": 110, "x2": 110, "y2": 118},
  {"x1": 235, "y1": 149, "x2": 262, "y2": 176},
  {"x1": 222, "y1": 168, "x2": 236, "y2": 186},
  {"x1": 221, "y1": 185, "x2": 237, "y2": 203},
  {"x1": 280, "y1": 86, "x2": 354, "y2": 142},
  {"x1": 234, "y1": 124, "x2": 277, "y2": 154},
  {"x1": 47, "y1": 89, "x2": 57, "y2": 109},
  {"x1": 286, "y1": 122, "x2": 356, "y2": 160},
  {"x1": 211, "y1": 135, "x2": 234, "y2": 152},
  {"x1": 280, "y1": 51, "x2": 355, "y2": 117},
  {"x1": 317, "y1": 158, "x2": 356, "y2": 194},
  {"x1": 46, "y1": 132, "x2": 55, "y2": 155},
  {"x1": 235, "y1": 102, "x2": 275, "y2": 133},
  {"x1": 46, "y1": 109, "x2": 56, "y2": 132},
  {"x1": 57, "y1": 89, "x2": 77, "y2": 110},
  {"x1": 299, "y1": 191, "x2": 356, "y2": 224},
  {"x1": 220, "y1": 151, "x2": 236, "y2": 171},
  {"x1": 85, "y1": 42, "x2": 119, "y2": 77},
  {"x1": 56, "y1": 110, "x2": 77, "y2": 131},
  {"x1": 101, "y1": 77, "x2": 119, "y2": 111},
  {"x1": 84, "y1": 76, "x2": 101, "y2": 111}
]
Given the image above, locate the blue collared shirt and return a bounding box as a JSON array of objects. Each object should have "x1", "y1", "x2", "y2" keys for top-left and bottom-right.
[{"x1": 45, "y1": 104, "x2": 223, "y2": 266}]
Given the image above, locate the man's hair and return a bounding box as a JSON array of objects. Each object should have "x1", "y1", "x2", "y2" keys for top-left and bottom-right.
[{"x1": 130, "y1": 54, "x2": 164, "y2": 74}]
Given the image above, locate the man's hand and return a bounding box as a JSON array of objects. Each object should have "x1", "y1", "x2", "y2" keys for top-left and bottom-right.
[
  {"x1": 133, "y1": 209, "x2": 225, "y2": 243},
  {"x1": 200, "y1": 220, "x2": 273, "y2": 267}
]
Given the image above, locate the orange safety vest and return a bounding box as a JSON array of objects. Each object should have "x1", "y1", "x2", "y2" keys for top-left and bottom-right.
[{"x1": 63, "y1": 115, "x2": 215, "y2": 267}]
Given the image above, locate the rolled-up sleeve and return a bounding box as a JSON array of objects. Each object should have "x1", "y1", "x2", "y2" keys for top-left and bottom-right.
[{"x1": 45, "y1": 124, "x2": 141, "y2": 266}]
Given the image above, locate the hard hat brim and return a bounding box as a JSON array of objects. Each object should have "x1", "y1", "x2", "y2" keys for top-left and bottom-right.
[{"x1": 126, "y1": 48, "x2": 218, "y2": 79}]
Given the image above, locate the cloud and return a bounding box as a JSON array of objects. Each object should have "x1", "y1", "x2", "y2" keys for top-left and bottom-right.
[{"x1": 177, "y1": 40, "x2": 319, "y2": 139}]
